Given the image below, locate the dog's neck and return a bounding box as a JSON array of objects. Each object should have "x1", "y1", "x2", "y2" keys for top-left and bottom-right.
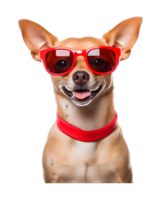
[{"x1": 55, "y1": 86, "x2": 115, "y2": 131}]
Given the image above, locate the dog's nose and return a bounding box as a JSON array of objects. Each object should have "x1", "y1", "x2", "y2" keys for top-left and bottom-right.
[{"x1": 72, "y1": 71, "x2": 90, "y2": 85}]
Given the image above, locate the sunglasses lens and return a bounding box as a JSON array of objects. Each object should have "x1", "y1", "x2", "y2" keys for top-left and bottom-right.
[
  {"x1": 45, "y1": 49, "x2": 74, "y2": 74},
  {"x1": 87, "y1": 48, "x2": 116, "y2": 73}
]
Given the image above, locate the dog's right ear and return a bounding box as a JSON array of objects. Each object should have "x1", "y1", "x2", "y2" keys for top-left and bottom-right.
[{"x1": 18, "y1": 19, "x2": 58, "y2": 61}]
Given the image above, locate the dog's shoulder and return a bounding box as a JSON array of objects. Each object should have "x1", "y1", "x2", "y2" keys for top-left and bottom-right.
[
  {"x1": 48, "y1": 121, "x2": 56, "y2": 137},
  {"x1": 42, "y1": 123, "x2": 57, "y2": 153}
]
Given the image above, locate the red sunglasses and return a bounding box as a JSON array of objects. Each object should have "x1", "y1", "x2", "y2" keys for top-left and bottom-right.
[{"x1": 40, "y1": 46, "x2": 121, "y2": 76}]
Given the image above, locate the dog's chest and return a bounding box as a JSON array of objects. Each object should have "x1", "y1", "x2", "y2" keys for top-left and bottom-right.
[
  {"x1": 75, "y1": 141, "x2": 97, "y2": 162},
  {"x1": 52, "y1": 162, "x2": 117, "y2": 183},
  {"x1": 42, "y1": 124, "x2": 126, "y2": 183},
  {"x1": 46, "y1": 141, "x2": 118, "y2": 183}
]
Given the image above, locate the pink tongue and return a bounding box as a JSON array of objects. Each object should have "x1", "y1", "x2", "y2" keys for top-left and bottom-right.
[{"x1": 73, "y1": 91, "x2": 91, "y2": 99}]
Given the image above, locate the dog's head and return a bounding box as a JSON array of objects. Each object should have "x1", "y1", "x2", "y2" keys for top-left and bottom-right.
[{"x1": 19, "y1": 17, "x2": 142, "y2": 107}]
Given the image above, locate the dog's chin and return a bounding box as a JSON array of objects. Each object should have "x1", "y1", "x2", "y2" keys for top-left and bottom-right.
[
  {"x1": 61, "y1": 85, "x2": 104, "y2": 107},
  {"x1": 71, "y1": 96, "x2": 93, "y2": 107}
]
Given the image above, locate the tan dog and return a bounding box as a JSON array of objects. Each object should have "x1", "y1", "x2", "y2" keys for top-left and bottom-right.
[{"x1": 19, "y1": 17, "x2": 142, "y2": 183}]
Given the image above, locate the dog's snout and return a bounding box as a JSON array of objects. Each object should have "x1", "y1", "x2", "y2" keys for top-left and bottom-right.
[{"x1": 72, "y1": 71, "x2": 90, "y2": 86}]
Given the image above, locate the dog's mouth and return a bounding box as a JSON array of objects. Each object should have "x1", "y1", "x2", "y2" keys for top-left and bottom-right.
[{"x1": 62, "y1": 85, "x2": 103, "y2": 106}]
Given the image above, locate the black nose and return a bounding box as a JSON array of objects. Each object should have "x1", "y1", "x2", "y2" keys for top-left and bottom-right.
[{"x1": 72, "y1": 71, "x2": 90, "y2": 86}]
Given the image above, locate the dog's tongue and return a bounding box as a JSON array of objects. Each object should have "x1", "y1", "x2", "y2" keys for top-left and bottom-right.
[{"x1": 73, "y1": 91, "x2": 90, "y2": 99}]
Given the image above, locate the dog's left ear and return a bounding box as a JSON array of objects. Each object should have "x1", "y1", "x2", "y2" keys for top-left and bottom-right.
[{"x1": 102, "y1": 17, "x2": 142, "y2": 60}]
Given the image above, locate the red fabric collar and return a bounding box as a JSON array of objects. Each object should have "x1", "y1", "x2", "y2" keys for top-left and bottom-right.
[{"x1": 57, "y1": 113, "x2": 118, "y2": 142}]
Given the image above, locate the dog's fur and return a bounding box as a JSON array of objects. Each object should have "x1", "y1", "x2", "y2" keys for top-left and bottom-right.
[{"x1": 19, "y1": 17, "x2": 142, "y2": 183}]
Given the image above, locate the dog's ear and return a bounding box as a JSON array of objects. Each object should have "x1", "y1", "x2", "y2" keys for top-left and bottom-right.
[
  {"x1": 102, "y1": 17, "x2": 142, "y2": 60},
  {"x1": 18, "y1": 19, "x2": 58, "y2": 61}
]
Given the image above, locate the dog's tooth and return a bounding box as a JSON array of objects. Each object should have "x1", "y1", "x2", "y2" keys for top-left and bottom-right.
[
  {"x1": 66, "y1": 86, "x2": 72, "y2": 92},
  {"x1": 90, "y1": 86, "x2": 99, "y2": 91}
]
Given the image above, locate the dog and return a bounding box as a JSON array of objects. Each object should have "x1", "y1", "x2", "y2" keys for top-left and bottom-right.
[{"x1": 19, "y1": 17, "x2": 142, "y2": 183}]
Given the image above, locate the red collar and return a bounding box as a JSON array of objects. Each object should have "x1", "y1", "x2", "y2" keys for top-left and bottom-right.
[{"x1": 57, "y1": 113, "x2": 118, "y2": 142}]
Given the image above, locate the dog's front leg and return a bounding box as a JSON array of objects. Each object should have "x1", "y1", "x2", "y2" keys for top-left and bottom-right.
[{"x1": 120, "y1": 169, "x2": 134, "y2": 184}]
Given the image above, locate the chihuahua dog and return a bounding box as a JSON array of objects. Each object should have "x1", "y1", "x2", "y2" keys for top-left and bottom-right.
[{"x1": 19, "y1": 17, "x2": 142, "y2": 183}]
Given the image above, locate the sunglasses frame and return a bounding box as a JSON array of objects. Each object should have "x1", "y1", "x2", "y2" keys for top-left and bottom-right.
[{"x1": 40, "y1": 46, "x2": 121, "y2": 76}]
